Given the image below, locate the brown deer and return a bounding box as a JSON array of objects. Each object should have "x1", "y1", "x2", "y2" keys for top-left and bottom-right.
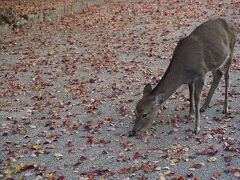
[{"x1": 132, "y1": 18, "x2": 238, "y2": 135}]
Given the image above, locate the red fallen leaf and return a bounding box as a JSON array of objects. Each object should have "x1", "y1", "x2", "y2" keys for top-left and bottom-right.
[
  {"x1": 223, "y1": 138, "x2": 236, "y2": 145},
  {"x1": 87, "y1": 136, "x2": 93, "y2": 145},
  {"x1": 72, "y1": 122, "x2": 80, "y2": 129},
  {"x1": 89, "y1": 76, "x2": 103, "y2": 83},
  {"x1": 83, "y1": 124, "x2": 93, "y2": 131},
  {"x1": 57, "y1": 176, "x2": 65, "y2": 180},
  {"x1": 73, "y1": 156, "x2": 88, "y2": 169},
  {"x1": 223, "y1": 154, "x2": 237, "y2": 162},
  {"x1": 191, "y1": 163, "x2": 204, "y2": 169},
  {"x1": 119, "y1": 105, "x2": 128, "y2": 116},
  {"x1": 63, "y1": 117, "x2": 71, "y2": 129},
  {"x1": 67, "y1": 140, "x2": 74, "y2": 147},
  {"x1": 211, "y1": 127, "x2": 225, "y2": 133},
  {"x1": 88, "y1": 175, "x2": 95, "y2": 180},
  {"x1": 223, "y1": 145, "x2": 238, "y2": 152},
  {"x1": 14, "y1": 31, "x2": 24, "y2": 36},
  {"x1": 171, "y1": 119, "x2": 178, "y2": 124},
  {"x1": 139, "y1": 163, "x2": 155, "y2": 173},
  {"x1": 87, "y1": 109, "x2": 97, "y2": 117},
  {"x1": 178, "y1": 176, "x2": 185, "y2": 180},
  {"x1": 127, "y1": 166, "x2": 138, "y2": 173},
  {"x1": 97, "y1": 139, "x2": 106, "y2": 144},
  {"x1": 81, "y1": 169, "x2": 114, "y2": 177},
  {"x1": 196, "y1": 146, "x2": 218, "y2": 156},
  {"x1": 96, "y1": 139, "x2": 111, "y2": 144},
  {"x1": 193, "y1": 177, "x2": 200, "y2": 180},
  {"x1": 20, "y1": 164, "x2": 34, "y2": 172},
  {"x1": 212, "y1": 171, "x2": 221, "y2": 178},
  {"x1": 208, "y1": 149, "x2": 218, "y2": 156},
  {"x1": 133, "y1": 152, "x2": 142, "y2": 159},
  {"x1": 116, "y1": 155, "x2": 130, "y2": 162},
  {"x1": 118, "y1": 168, "x2": 126, "y2": 174},
  {"x1": 82, "y1": 99, "x2": 89, "y2": 105}
]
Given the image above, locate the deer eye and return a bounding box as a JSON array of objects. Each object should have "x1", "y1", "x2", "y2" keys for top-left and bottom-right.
[{"x1": 142, "y1": 114, "x2": 147, "y2": 118}]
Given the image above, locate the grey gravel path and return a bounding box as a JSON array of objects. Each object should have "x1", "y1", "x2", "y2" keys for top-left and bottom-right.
[{"x1": 0, "y1": 0, "x2": 240, "y2": 179}]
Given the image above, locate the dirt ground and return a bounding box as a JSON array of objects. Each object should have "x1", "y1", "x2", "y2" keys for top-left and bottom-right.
[
  {"x1": 0, "y1": 0, "x2": 79, "y2": 18},
  {"x1": 0, "y1": 0, "x2": 240, "y2": 179}
]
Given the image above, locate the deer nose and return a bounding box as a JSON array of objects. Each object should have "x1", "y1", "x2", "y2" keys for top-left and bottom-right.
[{"x1": 129, "y1": 130, "x2": 136, "y2": 137}]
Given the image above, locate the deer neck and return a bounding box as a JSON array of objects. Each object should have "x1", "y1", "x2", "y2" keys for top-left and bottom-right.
[{"x1": 151, "y1": 66, "x2": 183, "y2": 103}]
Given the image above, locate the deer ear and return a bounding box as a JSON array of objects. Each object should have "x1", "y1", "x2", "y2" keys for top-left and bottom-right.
[
  {"x1": 155, "y1": 93, "x2": 166, "y2": 105},
  {"x1": 143, "y1": 83, "x2": 152, "y2": 96}
]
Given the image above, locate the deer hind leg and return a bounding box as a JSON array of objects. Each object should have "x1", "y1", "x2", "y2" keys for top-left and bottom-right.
[
  {"x1": 200, "y1": 70, "x2": 223, "y2": 112},
  {"x1": 222, "y1": 58, "x2": 232, "y2": 114},
  {"x1": 194, "y1": 78, "x2": 204, "y2": 134},
  {"x1": 223, "y1": 70, "x2": 229, "y2": 114},
  {"x1": 188, "y1": 82, "x2": 194, "y2": 118},
  {"x1": 219, "y1": 54, "x2": 232, "y2": 114}
]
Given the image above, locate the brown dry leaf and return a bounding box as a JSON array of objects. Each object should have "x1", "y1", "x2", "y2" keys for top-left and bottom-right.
[
  {"x1": 87, "y1": 136, "x2": 93, "y2": 145},
  {"x1": 140, "y1": 163, "x2": 155, "y2": 173}
]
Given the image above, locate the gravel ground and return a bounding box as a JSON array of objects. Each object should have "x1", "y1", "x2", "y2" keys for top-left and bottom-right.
[
  {"x1": 0, "y1": 0, "x2": 240, "y2": 179},
  {"x1": 0, "y1": 0, "x2": 79, "y2": 18}
]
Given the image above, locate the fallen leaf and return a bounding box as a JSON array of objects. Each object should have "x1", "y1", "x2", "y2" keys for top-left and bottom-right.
[
  {"x1": 170, "y1": 158, "x2": 178, "y2": 164},
  {"x1": 87, "y1": 136, "x2": 93, "y2": 145},
  {"x1": 133, "y1": 152, "x2": 142, "y2": 159},
  {"x1": 190, "y1": 162, "x2": 205, "y2": 169},
  {"x1": 58, "y1": 176, "x2": 65, "y2": 180},
  {"x1": 3, "y1": 169, "x2": 14, "y2": 175},
  {"x1": 46, "y1": 172, "x2": 55, "y2": 180},
  {"x1": 140, "y1": 163, "x2": 155, "y2": 173},
  {"x1": 54, "y1": 153, "x2": 63, "y2": 160},
  {"x1": 158, "y1": 174, "x2": 166, "y2": 180},
  {"x1": 32, "y1": 144, "x2": 41, "y2": 150},
  {"x1": 208, "y1": 157, "x2": 217, "y2": 163},
  {"x1": 118, "y1": 168, "x2": 126, "y2": 174}
]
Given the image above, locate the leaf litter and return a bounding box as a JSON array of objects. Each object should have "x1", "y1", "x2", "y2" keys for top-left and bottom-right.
[{"x1": 0, "y1": 0, "x2": 240, "y2": 179}]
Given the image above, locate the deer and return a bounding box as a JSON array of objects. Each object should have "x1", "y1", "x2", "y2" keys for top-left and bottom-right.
[{"x1": 132, "y1": 18, "x2": 238, "y2": 135}]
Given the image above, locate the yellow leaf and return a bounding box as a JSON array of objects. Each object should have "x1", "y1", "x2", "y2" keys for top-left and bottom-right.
[
  {"x1": 32, "y1": 85, "x2": 40, "y2": 91},
  {"x1": 14, "y1": 165, "x2": 22, "y2": 172},
  {"x1": 4, "y1": 169, "x2": 14, "y2": 175},
  {"x1": 158, "y1": 173, "x2": 166, "y2": 180},
  {"x1": 170, "y1": 158, "x2": 178, "y2": 164},
  {"x1": 31, "y1": 24, "x2": 36, "y2": 30},
  {"x1": 32, "y1": 144, "x2": 41, "y2": 150},
  {"x1": 99, "y1": 177, "x2": 105, "y2": 180},
  {"x1": 47, "y1": 173, "x2": 54, "y2": 180}
]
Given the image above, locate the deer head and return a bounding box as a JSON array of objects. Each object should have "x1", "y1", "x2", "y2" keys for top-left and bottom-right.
[{"x1": 132, "y1": 84, "x2": 166, "y2": 134}]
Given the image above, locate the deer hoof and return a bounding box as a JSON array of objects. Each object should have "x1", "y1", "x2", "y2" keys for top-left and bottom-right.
[
  {"x1": 200, "y1": 107, "x2": 206, "y2": 113},
  {"x1": 222, "y1": 108, "x2": 228, "y2": 114},
  {"x1": 194, "y1": 127, "x2": 200, "y2": 135},
  {"x1": 188, "y1": 113, "x2": 194, "y2": 120}
]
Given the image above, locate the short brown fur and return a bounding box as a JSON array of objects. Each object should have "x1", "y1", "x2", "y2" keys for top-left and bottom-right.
[{"x1": 133, "y1": 18, "x2": 238, "y2": 134}]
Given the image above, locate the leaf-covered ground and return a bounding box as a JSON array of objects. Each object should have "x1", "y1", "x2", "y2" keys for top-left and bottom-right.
[
  {"x1": 0, "y1": 0, "x2": 79, "y2": 18},
  {"x1": 0, "y1": 0, "x2": 240, "y2": 179}
]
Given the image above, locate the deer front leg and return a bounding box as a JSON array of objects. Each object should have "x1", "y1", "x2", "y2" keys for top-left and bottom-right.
[
  {"x1": 200, "y1": 70, "x2": 223, "y2": 112},
  {"x1": 223, "y1": 70, "x2": 229, "y2": 114},
  {"x1": 194, "y1": 78, "x2": 204, "y2": 134},
  {"x1": 188, "y1": 83, "x2": 194, "y2": 119}
]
